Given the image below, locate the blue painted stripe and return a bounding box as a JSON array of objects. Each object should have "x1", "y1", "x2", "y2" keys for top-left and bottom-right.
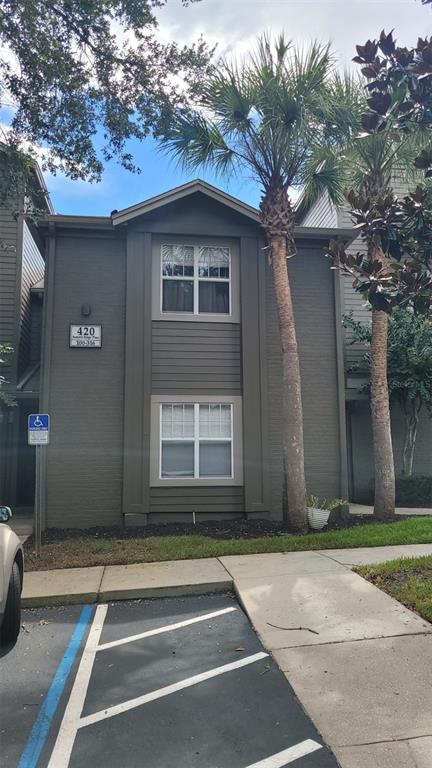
[{"x1": 18, "y1": 604, "x2": 93, "y2": 768}]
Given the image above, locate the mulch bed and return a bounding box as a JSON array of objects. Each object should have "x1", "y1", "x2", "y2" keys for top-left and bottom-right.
[{"x1": 25, "y1": 512, "x2": 392, "y2": 547}]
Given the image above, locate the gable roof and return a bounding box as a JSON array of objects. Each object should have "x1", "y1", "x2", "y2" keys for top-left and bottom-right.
[{"x1": 111, "y1": 179, "x2": 261, "y2": 226}]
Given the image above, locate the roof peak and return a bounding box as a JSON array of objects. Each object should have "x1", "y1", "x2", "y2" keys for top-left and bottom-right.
[{"x1": 112, "y1": 179, "x2": 260, "y2": 226}]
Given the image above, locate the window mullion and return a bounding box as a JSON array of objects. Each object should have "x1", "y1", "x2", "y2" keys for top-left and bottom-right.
[
  {"x1": 194, "y1": 247, "x2": 199, "y2": 315},
  {"x1": 194, "y1": 403, "x2": 200, "y2": 478}
]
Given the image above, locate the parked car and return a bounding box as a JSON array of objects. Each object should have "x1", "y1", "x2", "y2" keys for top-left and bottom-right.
[{"x1": 0, "y1": 506, "x2": 24, "y2": 645}]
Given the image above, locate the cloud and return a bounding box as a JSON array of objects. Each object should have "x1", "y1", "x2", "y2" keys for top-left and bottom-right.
[{"x1": 156, "y1": 0, "x2": 431, "y2": 68}]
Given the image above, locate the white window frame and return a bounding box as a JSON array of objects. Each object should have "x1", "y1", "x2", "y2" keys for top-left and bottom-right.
[
  {"x1": 150, "y1": 395, "x2": 243, "y2": 487},
  {"x1": 160, "y1": 244, "x2": 232, "y2": 317},
  {"x1": 159, "y1": 403, "x2": 233, "y2": 480}
]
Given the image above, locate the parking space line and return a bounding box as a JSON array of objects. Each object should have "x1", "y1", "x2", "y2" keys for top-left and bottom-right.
[
  {"x1": 17, "y1": 605, "x2": 93, "y2": 768},
  {"x1": 244, "y1": 740, "x2": 323, "y2": 767},
  {"x1": 47, "y1": 604, "x2": 108, "y2": 768},
  {"x1": 97, "y1": 606, "x2": 237, "y2": 651},
  {"x1": 78, "y1": 651, "x2": 269, "y2": 729}
]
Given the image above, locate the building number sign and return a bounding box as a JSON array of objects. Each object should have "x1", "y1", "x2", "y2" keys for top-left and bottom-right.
[{"x1": 70, "y1": 324, "x2": 102, "y2": 348}]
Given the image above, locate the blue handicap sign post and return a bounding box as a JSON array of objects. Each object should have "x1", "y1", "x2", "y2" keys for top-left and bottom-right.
[
  {"x1": 28, "y1": 414, "x2": 50, "y2": 556},
  {"x1": 28, "y1": 414, "x2": 50, "y2": 445}
]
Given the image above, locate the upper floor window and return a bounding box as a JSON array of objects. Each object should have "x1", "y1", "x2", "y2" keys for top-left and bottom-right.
[{"x1": 161, "y1": 244, "x2": 231, "y2": 315}]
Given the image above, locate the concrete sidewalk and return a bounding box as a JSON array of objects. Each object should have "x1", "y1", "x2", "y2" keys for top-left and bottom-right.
[
  {"x1": 350, "y1": 503, "x2": 432, "y2": 517},
  {"x1": 22, "y1": 543, "x2": 432, "y2": 768},
  {"x1": 220, "y1": 547, "x2": 432, "y2": 768}
]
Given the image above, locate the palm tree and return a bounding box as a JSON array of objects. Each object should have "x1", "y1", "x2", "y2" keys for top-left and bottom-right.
[
  {"x1": 159, "y1": 35, "x2": 356, "y2": 532},
  {"x1": 343, "y1": 123, "x2": 423, "y2": 520}
]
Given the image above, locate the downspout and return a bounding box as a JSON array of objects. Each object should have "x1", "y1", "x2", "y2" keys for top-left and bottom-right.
[
  {"x1": 38, "y1": 221, "x2": 56, "y2": 531},
  {"x1": 332, "y1": 265, "x2": 349, "y2": 507}
]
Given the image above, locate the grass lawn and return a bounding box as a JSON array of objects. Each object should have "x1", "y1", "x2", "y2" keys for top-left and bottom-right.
[
  {"x1": 24, "y1": 517, "x2": 432, "y2": 571},
  {"x1": 356, "y1": 554, "x2": 432, "y2": 623}
]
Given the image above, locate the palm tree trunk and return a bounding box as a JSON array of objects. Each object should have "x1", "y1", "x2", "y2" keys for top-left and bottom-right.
[
  {"x1": 370, "y1": 308, "x2": 395, "y2": 519},
  {"x1": 271, "y1": 234, "x2": 307, "y2": 532}
]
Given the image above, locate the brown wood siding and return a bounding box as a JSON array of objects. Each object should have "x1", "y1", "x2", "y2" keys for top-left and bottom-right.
[
  {"x1": 266, "y1": 248, "x2": 342, "y2": 515},
  {"x1": 18, "y1": 221, "x2": 44, "y2": 376},
  {"x1": 151, "y1": 321, "x2": 242, "y2": 394},
  {"x1": 45, "y1": 234, "x2": 126, "y2": 528},
  {"x1": 149, "y1": 486, "x2": 244, "y2": 518}
]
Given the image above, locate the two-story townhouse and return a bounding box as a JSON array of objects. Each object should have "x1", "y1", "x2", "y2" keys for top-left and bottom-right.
[
  {"x1": 300, "y1": 186, "x2": 432, "y2": 503},
  {"x1": 0, "y1": 149, "x2": 53, "y2": 512},
  {"x1": 34, "y1": 180, "x2": 353, "y2": 529}
]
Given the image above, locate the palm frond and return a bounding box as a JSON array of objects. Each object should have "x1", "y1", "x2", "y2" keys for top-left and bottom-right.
[
  {"x1": 204, "y1": 65, "x2": 253, "y2": 134},
  {"x1": 347, "y1": 127, "x2": 425, "y2": 197},
  {"x1": 158, "y1": 33, "x2": 358, "y2": 197},
  {"x1": 291, "y1": 41, "x2": 333, "y2": 98},
  {"x1": 161, "y1": 111, "x2": 238, "y2": 176},
  {"x1": 319, "y1": 71, "x2": 365, "y2": 143},
  {"x1": 299, "y1": 145, "x2": 348, "y2": 209}
]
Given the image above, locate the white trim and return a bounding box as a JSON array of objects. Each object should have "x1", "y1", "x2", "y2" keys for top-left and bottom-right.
[
  {"x1": 152, "y1": 235, "x2": 240, "y2": 324},
  {"x1": 160, "y1": 243, "x2": 231, "y2": 318},
  {"x1": 150, "y1": 394, "x2": 243, "y2": 487},
  {"x1": 78, "y1": 652, "x2": 268, "y2": 729},
  {"x1": 158, "y1": 400, "x2": 236, "y2": 482},
  {"x1": 97, "y1": 607, "x2": 237, "y2": 651},
  {"x1": 111, "y1": 179, "x2": 261, "y2": 226}
]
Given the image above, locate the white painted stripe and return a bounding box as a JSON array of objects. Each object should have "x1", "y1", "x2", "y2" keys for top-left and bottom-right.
[
  {"x1": 97, "y1": 606, "x2": 237, "y2": 651},
  {"x1": 47, "y1": 604, "x2": 108, "y2": 768},
  {"x1": 244, "y1": 740, "x2": 323, "y2": 767},
  {"x1": 79, "y1": 651, "x2": 269, "y2": 729}
]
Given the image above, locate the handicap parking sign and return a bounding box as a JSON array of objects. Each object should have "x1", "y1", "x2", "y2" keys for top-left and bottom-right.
[{"x1": 28, "y1": 414, "x2": 50, "y2": 445}]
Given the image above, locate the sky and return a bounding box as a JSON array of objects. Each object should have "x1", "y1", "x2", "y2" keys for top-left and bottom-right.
[{"x1": 30, "y1": 0, "x2": 432, "y2": 215}]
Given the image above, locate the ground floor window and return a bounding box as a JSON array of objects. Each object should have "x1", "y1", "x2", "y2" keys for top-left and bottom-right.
[
  {"x1": 150, "y1": 395, "x2": 243, "y2": 487},
  {"x1": 160, "y1": 403, "x2": 233, "y2": 479}
]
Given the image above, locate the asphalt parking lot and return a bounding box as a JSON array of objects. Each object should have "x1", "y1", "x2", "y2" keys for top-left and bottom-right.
[{"x1": 1, "y1": 594, "x2": 339, "y2": 768}]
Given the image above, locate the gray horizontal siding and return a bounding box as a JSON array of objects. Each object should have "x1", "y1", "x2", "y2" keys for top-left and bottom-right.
[
  {"x1": 301, "y1": 193, "x2": 337, "y2": 228},
  {"x1": 339, "y1": 169, "x2": 415, "y2": 369},
  {"x1": 18, "y1": 221, "x2": 44, "y2": 376},
  {"x1": 152, "y1": 321, "x2": 241, "y2": 393},
  {"x1": 149, "y1": 486, "x2": 245, "y2": 515},
  {"x1": 266, "y1": 247, "x2": 341, "y2": 515},
  {"x1": 46, "y1": 234, "x2": 126, "y2": 528},
  {"x1": 0, "y1": 204, "x2": 18, "y2": 379}
]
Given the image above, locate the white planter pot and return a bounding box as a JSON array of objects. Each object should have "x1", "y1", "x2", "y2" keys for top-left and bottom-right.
[{"x1": 308, "y1": 507, "x2": 331, "y2": 531}]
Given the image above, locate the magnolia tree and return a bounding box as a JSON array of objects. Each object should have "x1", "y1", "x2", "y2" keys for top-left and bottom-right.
[
  {"x1": 325, "y1": 29, "x2": 432, "y2": 520},
  {"x1": 328, "y1": 187, "x2": 432, "y2": 517}
]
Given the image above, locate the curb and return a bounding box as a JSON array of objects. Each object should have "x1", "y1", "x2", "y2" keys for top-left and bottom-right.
[
  {"x1": 98, "y1": 579, "x2": 233, "y2": 603},
  {"x1": 22, "y1": 579, "x2": 234, "y2": 609},
  {"x1": 22, "y1": 591, "x2": 101, "y2": 609}
]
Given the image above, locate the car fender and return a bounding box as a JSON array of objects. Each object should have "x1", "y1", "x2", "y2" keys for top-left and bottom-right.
[{"x1": 0, "y1": 526, "x2": 24, "y2": 617}]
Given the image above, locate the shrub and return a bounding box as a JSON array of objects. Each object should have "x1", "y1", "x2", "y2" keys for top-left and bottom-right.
[{"x1": 395, "y1": 475, "x2": 432, "y2": 507}]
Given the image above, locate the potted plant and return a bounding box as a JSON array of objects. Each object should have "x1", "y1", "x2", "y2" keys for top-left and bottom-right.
[{"x1": 307, "y1": 495, "x2": 347, "y2": 531}]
